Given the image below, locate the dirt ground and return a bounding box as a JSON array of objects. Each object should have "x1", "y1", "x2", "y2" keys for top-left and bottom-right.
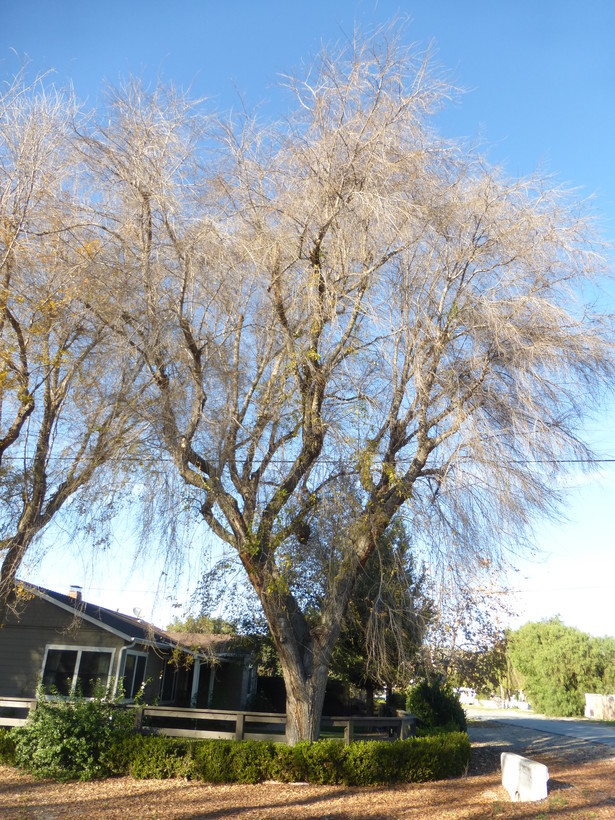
[{"x1": 1, "y1": 721, "x2": 614, "y2": 819}]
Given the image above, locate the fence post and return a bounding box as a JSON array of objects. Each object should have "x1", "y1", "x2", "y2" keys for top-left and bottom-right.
[
  {"x1": 134, "y1": 707, "x2": 143, "y2": 732},
  {"x1": 235, "y1": 713, "x2": 245, "y2": 741},
  {"x1": 400, "y1": 715, "x2": 416, "y2": 740},
  {"x1": 344, "y1": 719, "x2": 354, "y2": 745}
]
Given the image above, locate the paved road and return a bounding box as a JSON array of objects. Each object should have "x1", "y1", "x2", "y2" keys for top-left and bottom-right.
[{"x1": 469, "y1": 708, "x2": 615, "y2": 750}]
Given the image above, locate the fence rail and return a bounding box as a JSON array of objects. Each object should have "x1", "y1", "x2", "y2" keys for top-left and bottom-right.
[
  {"x1": 0, "y1": 697, "x2": 37, "y2": 727},
  {"x1": 0, "y1": 698, "x2": 416, "y2": 744}
]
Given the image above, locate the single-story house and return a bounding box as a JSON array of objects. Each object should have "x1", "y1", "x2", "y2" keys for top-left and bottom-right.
[{"x1": 0, "y1": 582, "x2": 256, "y2": 710}]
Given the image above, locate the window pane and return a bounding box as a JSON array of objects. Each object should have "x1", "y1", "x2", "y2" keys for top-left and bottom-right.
[
  {"x1": 133, "y1": 655, "x2": 147, "y2": 697},
  {"x1": 122, "y1": 653, "x2": 136, "y2": 698},
  {"x1": 76, "y1": 651, "x2": 111, "y2": 697},
  {"x1": 122, "y1": 653, "x2": 147, "y2": 699},
  {"x1": 159, "y1": 663, "x2": 176, "y2": 702},
  {"x1": 42, "y1": 649, "x2": 77, "y2": 695}
]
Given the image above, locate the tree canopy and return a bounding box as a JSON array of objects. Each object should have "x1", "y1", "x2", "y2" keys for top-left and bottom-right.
[
  {"x1": 2, "y1": 29, "x2": 614, "y2": 741},
  {"x1": 0, "y1": 73, "x2": 137, "y2": 619}
]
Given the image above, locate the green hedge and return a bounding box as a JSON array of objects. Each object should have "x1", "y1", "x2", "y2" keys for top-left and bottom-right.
[
  {"x1": 105, "y1": 734, "x2": 195, "y2": 779},
  {"x1": 1, "y1": 715, "x2": 470, "y2": 785},
  {"x1": 105, "y1": 732, "x2": 470, "y2": 786}
]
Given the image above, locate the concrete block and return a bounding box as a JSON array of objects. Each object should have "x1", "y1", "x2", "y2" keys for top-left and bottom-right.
[{"x1": 501, "y1": 752, "x2": 549, "y2": 802}]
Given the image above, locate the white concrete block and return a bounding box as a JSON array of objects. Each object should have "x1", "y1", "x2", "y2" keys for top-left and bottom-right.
[{"x1": 501, "y1": 752, "x2": 549, "y2": 802}]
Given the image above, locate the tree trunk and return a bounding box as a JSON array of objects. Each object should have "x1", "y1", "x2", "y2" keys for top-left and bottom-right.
[
  {"x1": 283, "y1": 661, "x2": 329, "y2": 745},
  {"x1": 365, "y1": 682, "x2": 375, "y2": 716}
]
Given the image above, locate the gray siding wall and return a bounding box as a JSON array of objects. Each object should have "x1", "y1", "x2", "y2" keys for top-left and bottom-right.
[{"x1": 0, "y1": 595, "x2": 126, "y2": 697}]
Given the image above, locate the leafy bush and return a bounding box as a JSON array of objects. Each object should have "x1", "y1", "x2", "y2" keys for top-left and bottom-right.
[
  {"x1": 228, "y1": 739, "x2": 277, "y2": 783},
  {"x1": 13, "y1": 687, "x2": 135, "y2": 781},
  {"x1": 268, "y1": 740, "x2": 309, "y2": 782},
  {"x1": 301, "y1": 738, "x2": 348, "y2": 784},
  {"x1": 0, "y1": 728, "x2": 16, "y2": 765},
  {"x1": 406, "y1": 678, "x2": 467, "y2": 733},
  {"x1": 106, "y1": 732, "x2": 470, "y2": 786},
  {"x1": 193, "y1": 739, "x2": 276, "y2": 784},
  {"x1": 107, "y1": 734, "x2": 194, "y2": 779}
]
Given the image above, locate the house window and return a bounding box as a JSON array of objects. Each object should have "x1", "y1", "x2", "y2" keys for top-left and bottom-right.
[
  {"x1": 121, "y1": 651, "x2": 147, "y2": 699},
  {"x1": 159, "y1": 662, "x2": 177, "y2": 703},
  {"x1": 42, "y1": 646, "x2": 114, "y2": 696}
]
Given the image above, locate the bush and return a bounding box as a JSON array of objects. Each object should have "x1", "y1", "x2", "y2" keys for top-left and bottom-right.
[
  {"x1": 406, "y1": 678, "x2": 467, "y2": 733},
  {"x1": 107, "y1": 733, "x2": 470, "y2": 786},
  {"x1": 107, "y1": 734, "x2": 195, "y2": 779},
  {"x1": 268, "y1": 740, "x2": 309, "y2": 783},
  {"x1": 302, "y1": 738, "x2": 348, "y2": 785},
  {"x1": 228, "y1": 739, "x2": 277, "y2": 783},
  {"x1": 193, "y1": 739, "x2": 276, "y2": 784},
  {"x1": 324, "y1": 734, "x2": 470, "y2": 785},
  {"x1": 13, "y1": 686, "x2": 135, "y2": 781},
  {"x1": 0, "y1": 728, "x2": 16, "y2": 766}
]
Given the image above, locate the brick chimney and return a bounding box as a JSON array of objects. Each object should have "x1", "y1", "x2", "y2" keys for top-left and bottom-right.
[{"x1": 68, "y1": 585, "x2": 82, "y2": 604}]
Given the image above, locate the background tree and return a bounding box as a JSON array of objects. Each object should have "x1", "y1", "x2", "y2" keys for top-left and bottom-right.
[
  {"x1": 81, "y1": 32, "x2": 614, "y2": 742},
  {"x1": 507, "y1": 618, "x2": 615, "y2": 716},
  {"x1": 0, "y1": 74, "x2": 138, "y2": 620},
  {"x1": 166, "y1": 613, "x2": 236, "y2": 636},
  {"x1": 444, "y1": 635, "x2": 510, "y2": 700},
  {"x1": 423, "y1": 576, "x2": 513, "y2": 696},
  {"x1": 330, "y1": 518, "x2": 432, "y2": 714}
]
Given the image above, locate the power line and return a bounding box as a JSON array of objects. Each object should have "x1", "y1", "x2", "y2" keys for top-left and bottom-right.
[{"x1": 2, "y1": 453, "x2": 615, "y2": 465}]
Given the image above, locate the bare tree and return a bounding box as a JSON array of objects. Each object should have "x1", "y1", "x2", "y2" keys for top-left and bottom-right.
[
  {"x1": 82, "y1": 33, "x2": 614, "y2": 742},
  {"x1": 0, "y1": 73, "x2": 138, "y2": 620}
]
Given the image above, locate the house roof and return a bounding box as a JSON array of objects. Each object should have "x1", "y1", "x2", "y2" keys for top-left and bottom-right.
[{"x1": 20, "y1": 582, "x2": 241, "y2": 658}]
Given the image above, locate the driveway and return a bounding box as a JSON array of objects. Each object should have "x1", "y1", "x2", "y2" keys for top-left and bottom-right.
[
  {"x1": 466, "y1": 707, "x2": 615, "y2": 775},
  {"x1": 468, "y1": 707, "x2": 615, "y2": 749}
]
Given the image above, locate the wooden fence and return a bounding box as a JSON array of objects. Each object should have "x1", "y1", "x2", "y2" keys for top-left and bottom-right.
[
  {"x1": 0, "y1": 698, "x2": 36, "y2": 727},
  {"x1": 0, "y1": 698, "x2": 416, "y2": 744}
]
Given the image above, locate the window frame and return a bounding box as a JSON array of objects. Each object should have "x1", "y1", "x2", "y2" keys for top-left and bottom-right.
[
  {"x1": 40, "y1": 644, "x2": 116, "y2": 697},
  {"x1": 120, "y1": 650, "x2": 149, "y2": 701},
  {"x1": 158, "y1": 660, "x2": 178, "y2": 704}
]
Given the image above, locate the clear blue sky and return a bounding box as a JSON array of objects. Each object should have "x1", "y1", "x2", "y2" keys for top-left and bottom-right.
[{"x1": 3, "y1": 1, "x2": 615, "y2": 635}]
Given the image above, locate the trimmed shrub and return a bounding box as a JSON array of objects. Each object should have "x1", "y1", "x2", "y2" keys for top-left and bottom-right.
[
  {"x1": 0, "y1": 728, "x2": 16, "y2": 766},
  {"x1": 192, "y1": 739, "x2": 234, "y2": 783},
  {"x1": 108, "y1": 735, "x2": 194, "y2": 779},
  {"x1": 343, "y1": 739, "x2": 401, "y2": 785},
  {"x1": 268, "y1": 740, "x2": 309, "y2": 783},
  {"x1": 13, "y1": 687, "x2": 135, "y2": 781},
  {"x1": 191, "y1": 738, "x2": 277, "y2": 784},
  {"x1": 406, "y1": 678, "x2": 467, "y2": 733},
  {"x1": 228, "y1": 739, "x2": 277, "y2": 784},
  {"x1": 226, "y1": 735, "x2": 467, "y2": 785},
  {"x1": 301, "y1": 738, "x2": 348, "y2": 785},
  {"x1": 109, "y1": 733, "x2": 470, "y2": 786}
]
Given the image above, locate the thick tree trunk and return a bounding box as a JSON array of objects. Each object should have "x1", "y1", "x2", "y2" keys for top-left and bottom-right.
[
  {"x1": 251, "y1": 531, "x2": 387, "y2": 744},
  {"x1": 282, "y1": 658, "x2": 330, "y2": 745}
]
